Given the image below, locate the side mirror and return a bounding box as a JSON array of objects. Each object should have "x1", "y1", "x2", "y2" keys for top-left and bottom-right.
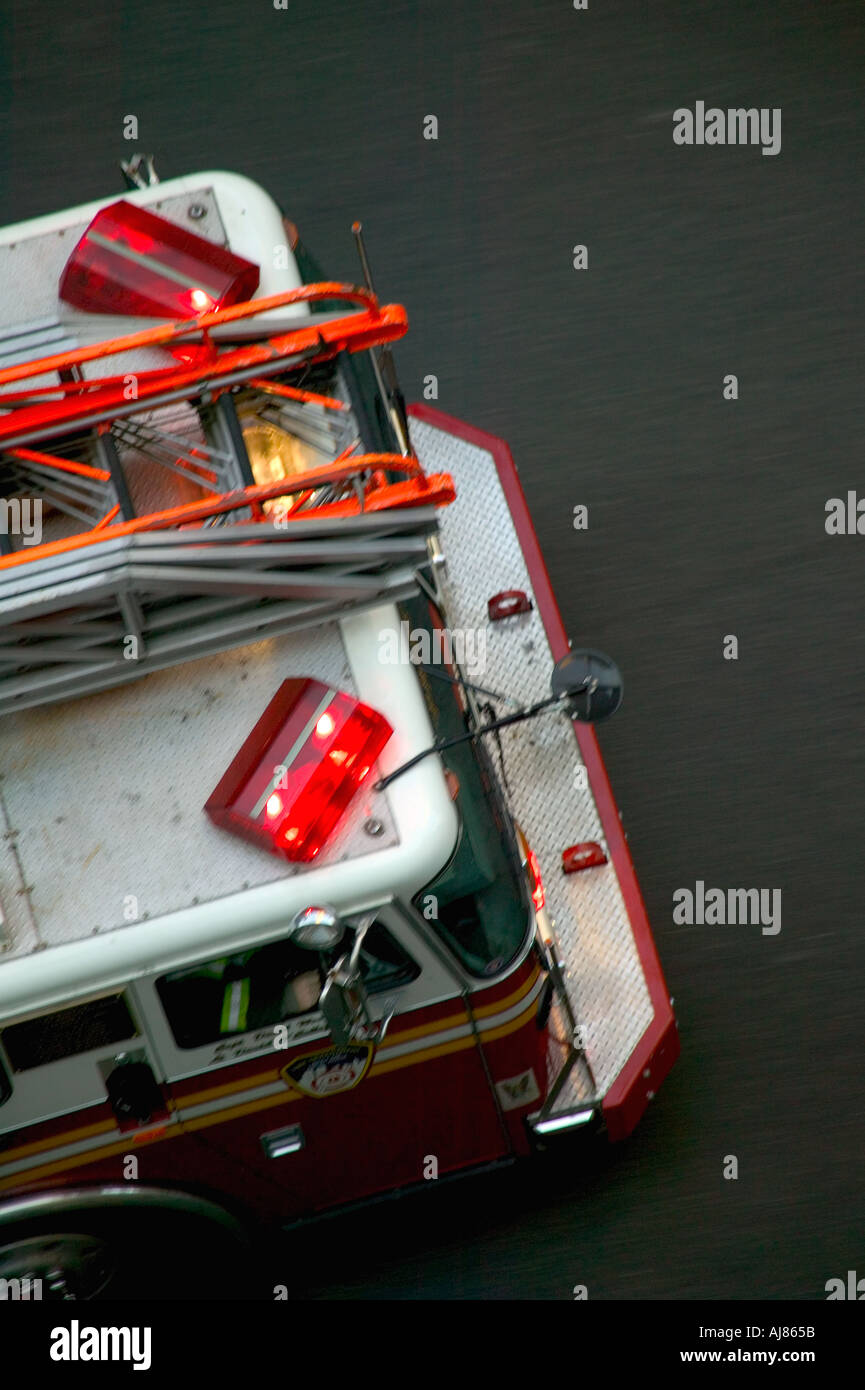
[
  {"x1": 551, "y1": 649, "x2": 623, "y2": 723},
  {"x1": 319, "y1": 915, "x2": 395, "y2": 1046},
  {"x1": 319, "y1": 958, "x2": 373, "y2": 1047}
]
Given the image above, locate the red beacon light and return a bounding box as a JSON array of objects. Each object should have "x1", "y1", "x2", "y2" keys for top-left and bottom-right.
[
  {"x1": 204, "y1": 679, "x2": 392, "y2": 863},
  {"x1": 59, "y1": 200, "x2": 260, "y2": 319}
]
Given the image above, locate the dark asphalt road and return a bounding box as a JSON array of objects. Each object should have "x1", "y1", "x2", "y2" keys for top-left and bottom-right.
[{"x1": 1, "y1": 0, "x2": 863, "y2": 1300}]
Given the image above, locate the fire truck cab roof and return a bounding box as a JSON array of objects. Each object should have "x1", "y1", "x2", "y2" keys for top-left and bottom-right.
[{"x1": 0, "y1": 603, "x2": 459, "y2": 1019}]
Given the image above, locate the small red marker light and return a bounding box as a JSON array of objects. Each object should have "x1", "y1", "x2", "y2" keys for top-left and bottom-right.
[
  {"x1": 488, "y1": 589, "x2": 533, "y2": 622},
  {"x1": 562, "y1": 842, "x2": 608, "y2": 874}
]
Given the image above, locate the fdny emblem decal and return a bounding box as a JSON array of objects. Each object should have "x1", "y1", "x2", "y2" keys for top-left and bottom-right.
[{"x1": 280, "y1": 1043, "x2": 373, "y2": 1098}]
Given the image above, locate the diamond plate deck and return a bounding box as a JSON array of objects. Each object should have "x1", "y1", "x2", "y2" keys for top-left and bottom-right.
[{"x1": 410, "y1": 416, "x2": 654, "y2": 1100}]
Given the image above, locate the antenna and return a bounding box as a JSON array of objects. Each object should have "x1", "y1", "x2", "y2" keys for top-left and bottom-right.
[{"x1": 351, "y1": 221, "x2": 412, "y2": 457}]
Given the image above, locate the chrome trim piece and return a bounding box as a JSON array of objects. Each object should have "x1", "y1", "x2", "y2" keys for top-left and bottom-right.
[{"x1": 261, "y1": 1124, "x2": 304, "y2": 1159}]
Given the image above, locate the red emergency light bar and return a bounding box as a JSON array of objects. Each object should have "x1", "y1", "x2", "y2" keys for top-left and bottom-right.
[
  {"x1": 59, "y1": 200, "x2": 260, "y2": 318},
  {"x1": 204, "y1": 679, "x2": 392, "y2": 863}
]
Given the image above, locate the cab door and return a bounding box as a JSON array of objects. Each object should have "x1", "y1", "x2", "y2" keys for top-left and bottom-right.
[{"x1": 138, "y1": 904, "x2": 509, "y2": 1221}]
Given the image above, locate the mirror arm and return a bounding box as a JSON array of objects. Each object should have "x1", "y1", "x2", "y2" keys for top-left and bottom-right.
[
  {"x1": 347, "y1": 911, "x2": 377, "y2": 973},
  {"x1": 374, "y1": 692, "x2": 568, "y2": 792},
  {"x1": 363, "y1": 997, "x2": 396, "y2": 1045}
]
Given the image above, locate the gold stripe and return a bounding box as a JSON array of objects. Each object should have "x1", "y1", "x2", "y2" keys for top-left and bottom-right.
[
  {"x1": 472, "y1": 964, "x2": 539, "y2": 1022},
  {"x1": 369, "y1": 997, "x2": 539, "y2": 1077},
  {"x1": 0, "y1": 1117, "x2": 115, "y2": 1164},
  {"x1": 180, "y1": 1088, "x2": 301, "y2": 1134},
  {"x1": 0, "y1": 1137, "x2": 136, "y2": 1191}
]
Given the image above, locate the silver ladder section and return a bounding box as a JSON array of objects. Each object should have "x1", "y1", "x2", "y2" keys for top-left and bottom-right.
[{"x1": 0, "y1": 508, "x2": 438, "y2": 715}]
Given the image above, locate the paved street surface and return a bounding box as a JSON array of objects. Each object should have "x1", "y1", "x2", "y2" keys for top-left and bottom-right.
[{"x1": 1, "y1": 0, "x2": 862, "y2": 1299}]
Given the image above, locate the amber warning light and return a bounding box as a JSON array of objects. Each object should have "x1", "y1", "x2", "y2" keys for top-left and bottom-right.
[{"x1": 204, "y1": 679, "x2": 392, "y2": 863}]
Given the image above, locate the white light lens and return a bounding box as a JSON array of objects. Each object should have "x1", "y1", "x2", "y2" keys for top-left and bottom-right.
[
  {"x1": 296, "y1": 921, "x2": 342, "y2": 949},
  {"x1": 533, "y1": 1109, "x2": 595, "y2": 1136},
  {"x1": 292, "y1": 907, "x2": 344, "y2": 951}
]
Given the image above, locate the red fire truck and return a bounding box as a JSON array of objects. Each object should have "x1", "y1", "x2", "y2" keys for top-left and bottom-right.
[{"x1": 0, "y1": 160, "x2": 677, "y2": 1299}]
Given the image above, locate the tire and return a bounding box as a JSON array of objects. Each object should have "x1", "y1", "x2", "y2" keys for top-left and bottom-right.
[{"x1": 0, "y1": 1192, "x2": 252, "y2": 1301}]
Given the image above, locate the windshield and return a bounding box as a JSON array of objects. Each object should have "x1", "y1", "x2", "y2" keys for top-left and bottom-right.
[{"x1": 404, "y1": 595, "x2": 530, "y2": 977}]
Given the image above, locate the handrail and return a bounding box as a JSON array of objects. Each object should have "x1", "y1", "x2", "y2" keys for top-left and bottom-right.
[
  {"x1": 0, "y1": 282, "x2": 379, "y2": 390},
  {"x1": 0, "y1": 296, "x2": 408, "y2": 449},
  {"x1": 0, "y1": 281, "x2": 450, "y2": 564},
  {"x1": 0, "y1": 455, "x2": 454, "y2": 572}
]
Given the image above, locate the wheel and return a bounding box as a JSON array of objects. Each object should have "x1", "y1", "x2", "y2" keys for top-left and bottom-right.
[
  {"x1": 0, "y1": 1229, "x2": 113, "y2": 1300},
  {"x1": 0, "y1": 1194, "x2": 253, "y2": 1301}
]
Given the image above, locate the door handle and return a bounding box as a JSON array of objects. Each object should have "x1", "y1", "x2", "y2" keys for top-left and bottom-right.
[{"x1": 261, "y1": 1125, "x2": 304, "y2": 1159}]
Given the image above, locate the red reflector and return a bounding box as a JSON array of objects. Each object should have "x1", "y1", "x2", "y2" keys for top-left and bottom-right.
[
  {"x1": 487, "y1": 589, "x2": 533, "y2": 622},
  {"x1": 204, "y1": 678, "x2": 392, "y2": 863},
  {"x1": 59, "y1": 200, "x2": 260, "y2": 318},
  {"x1": 562, "y1": 842, "x2": 608, "y2": 874}
]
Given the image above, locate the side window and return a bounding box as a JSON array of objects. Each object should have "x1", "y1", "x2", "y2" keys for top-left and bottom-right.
[
  {"x1": 0, "y1": 994, "x2": 138, "y2": 1073},
  {"x1": 0, "y1": 1051, "x2": 10, "y2": 1106},
  {"x1": 156, "y1": 919, "x2": 419, "y2": 1051}
]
